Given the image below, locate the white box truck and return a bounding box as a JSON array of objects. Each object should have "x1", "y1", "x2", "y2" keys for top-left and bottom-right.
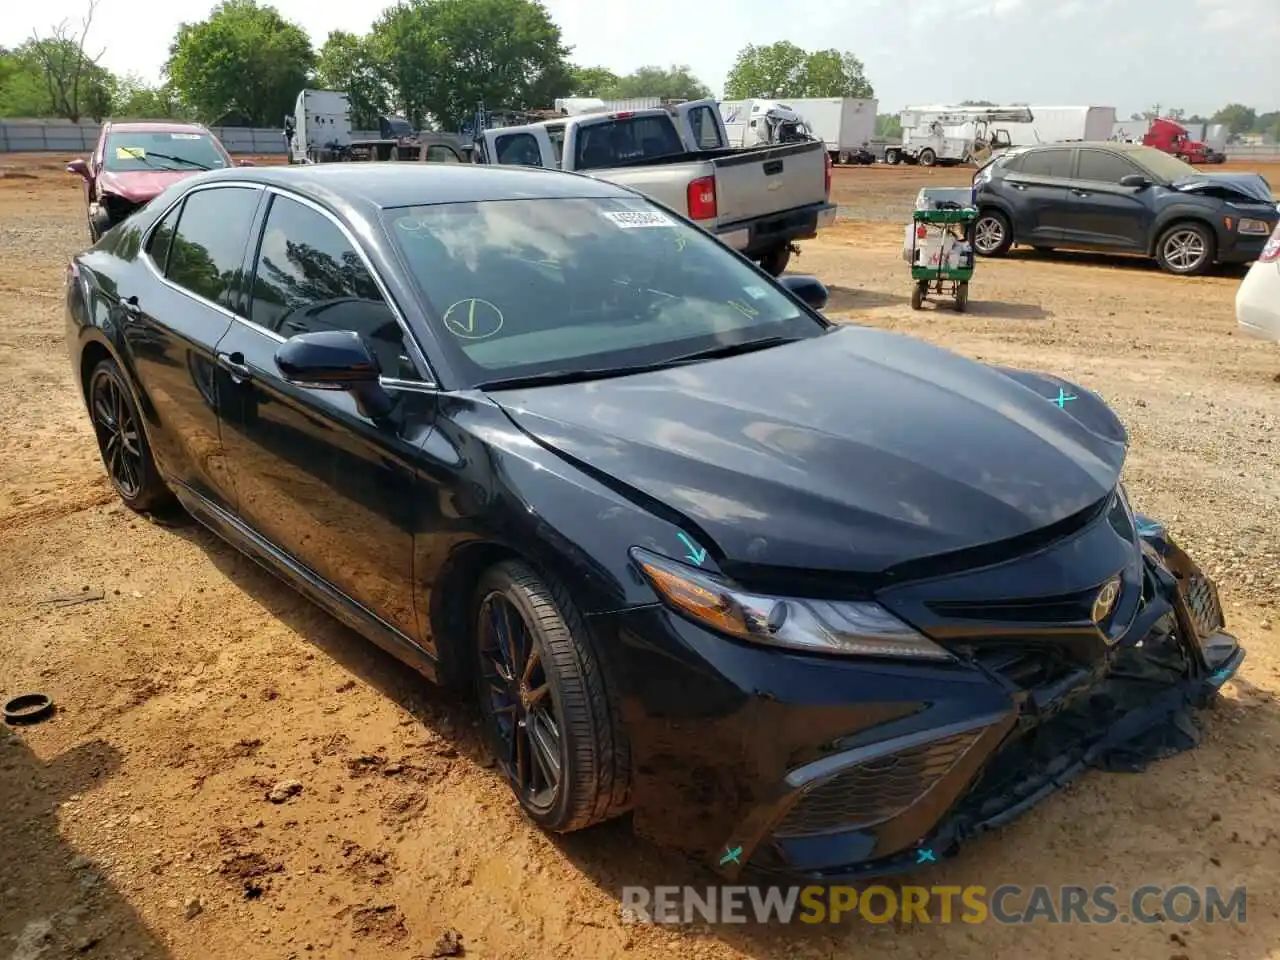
[
  {"x1": 996, "y1": 106, "x2": 1117, "y2": 145},
  {"x1": 787, "y1": 98, "x2": 877, "y2": 164}
]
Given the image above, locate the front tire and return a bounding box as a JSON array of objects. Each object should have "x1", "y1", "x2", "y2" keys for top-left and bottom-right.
[
  {"x1": 919, "y1": 148, "x2": 937, "y2": 167},
  {"x1": 472, "y1": 560, "x2": 630, "y2": 833},
  {"x1": 884, "y1": 148, "x2": 900, "y2": 165},
  {"x1": 1155, "y1": 222, "x2": 1214, "y2": 276},
  {"x1": 88, "y1": 358, "x2": 172, "y2": 512},
  {"x1": 973, "y1": 210, "x2": 1013, "y2": 257}
]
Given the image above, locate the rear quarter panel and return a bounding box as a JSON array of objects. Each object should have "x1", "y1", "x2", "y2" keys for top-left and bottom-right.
[{"x1": 589, "y1": 162, "x2": 711, "y2": 217}]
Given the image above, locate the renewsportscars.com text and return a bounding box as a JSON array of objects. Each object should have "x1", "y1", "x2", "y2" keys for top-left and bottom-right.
[{"x1": 620, "y1": 884, "x2": 1247, "y2": 925}]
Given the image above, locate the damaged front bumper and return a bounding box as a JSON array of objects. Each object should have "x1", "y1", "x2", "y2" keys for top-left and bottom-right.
[{"x1": 591, "y1": 503, "x2": 1243, "y2": 882}]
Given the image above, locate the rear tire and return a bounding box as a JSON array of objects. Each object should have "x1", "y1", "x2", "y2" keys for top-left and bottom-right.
[
  {"x1": 758, "y1": 246, "x2": 792, "y2": 277},
  {"x1": 1155, "y1": 221, "x2": 1214, "y2": 276},
  {"x1": 911, "y1": 283, "x2": 925, "y2": 310},
  {"x1": 973, "y1": 210, "x2": 1013, "y2": 257},
  {"x1": 472, "y1": 560, "x2": 630, "y2": 833},
  {"x1": 87, "y1": 358, "x2": 173, "y2": 512},
  {"x1": 954, "y1": 282, "x2": 969, "y2": 312}
]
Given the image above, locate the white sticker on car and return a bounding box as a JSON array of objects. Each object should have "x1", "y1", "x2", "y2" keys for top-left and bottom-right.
[
  {"x1": 170, "y1": 133, "x2": 203, "y2": 140},
  {"x1": 603, "y1": 210, "x2": 676, "y2": 229},
  {"x1": 743, "y1": 286, "x2": 768, "y2": 300}
]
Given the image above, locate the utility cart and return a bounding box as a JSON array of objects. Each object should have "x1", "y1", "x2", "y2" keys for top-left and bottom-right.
[{"x1": 904, "y1": 188, "x2": 977, "y2": 312}]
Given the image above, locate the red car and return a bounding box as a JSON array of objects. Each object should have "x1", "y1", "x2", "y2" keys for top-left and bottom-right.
[{"x1": 66, "y1": 121, "x2": 245, "y2": 241}]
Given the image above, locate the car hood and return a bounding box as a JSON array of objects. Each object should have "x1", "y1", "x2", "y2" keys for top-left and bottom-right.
[
  {"x1": 98, "y1": 168, "x2": 200, "y2": 203},
  {"x1": 490, "y1": 326, "x2": 1128, "y2": 575},
  {"x1": 1172, "y1": 172, "x2": 1274, "y2": 204}
]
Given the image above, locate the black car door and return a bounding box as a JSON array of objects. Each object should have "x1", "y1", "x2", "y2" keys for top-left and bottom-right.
[
  {"x1": 212, "y1": 188, "x2": 435, "y2": 640},
  {"x1": 1059, "y1": 148, "x2": 1152, "y2": 251},
  {"x1": 120, "y1": 183, "x2": 264, "y2": 511},
  {"x1": 1001, "y1": 147, "x2": 1075, "y2": 244}
]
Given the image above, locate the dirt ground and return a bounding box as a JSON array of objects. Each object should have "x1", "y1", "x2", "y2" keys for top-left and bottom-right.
[{"x1": 2, "y1": 153, "x2": 1280, "y2": 960}]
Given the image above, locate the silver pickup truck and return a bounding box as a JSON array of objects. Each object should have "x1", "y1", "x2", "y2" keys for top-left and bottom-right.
[{"x1": 476, "y1": 99, "x2": 836, "y2": 275}]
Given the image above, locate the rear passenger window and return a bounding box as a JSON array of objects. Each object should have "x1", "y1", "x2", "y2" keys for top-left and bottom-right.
[
  {"x1": 165, "y1": 186, "x2": 260, "y2": 307},
  {"x1": 687, "y1": 106, "x2": 725, "y2": 150},
  {"x1": 1018, "y1": 148, "x2": 1074, "y2": 179},
  {"x1": 1077, "y1": 149, "x2": 1140, "y2": 183},
  {"x1": 494, "y1": 133, "x2": 543, "y2": 167},
  {"x1": 147, "y1": 204, "x2": 180, "y2": 273},
  {"x1": 249, "y1": 194, "x2": 421, "y2": 381}
]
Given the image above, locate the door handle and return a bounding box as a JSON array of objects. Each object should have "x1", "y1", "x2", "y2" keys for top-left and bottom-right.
[
  {"x1": 1010, "y1": 182, "x2": 1027, "y2": 190},
  {"x1": 1071, "y1": 189, "x2": 1090, "y2": 197},
  {"x1": 120, "y1": 295, "x2": 142, "y2": 321},
  {"x1": 216, "y1": 350, "x2": 253, "y2": 383}
]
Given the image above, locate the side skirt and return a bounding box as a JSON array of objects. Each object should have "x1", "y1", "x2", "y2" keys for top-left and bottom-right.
[{"x1": 170, "y1": 481, "x2": 440, "y2": 684}]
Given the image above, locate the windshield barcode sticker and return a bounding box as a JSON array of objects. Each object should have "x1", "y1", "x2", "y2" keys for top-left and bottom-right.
[{"x1": 604, "y1": 210, "x2": 675, "y2": 229}]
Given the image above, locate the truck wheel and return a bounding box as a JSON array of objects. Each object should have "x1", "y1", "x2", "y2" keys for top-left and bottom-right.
[
  {"x1": 919, "y1": 148, "x2": 937, "y2": 167},
  {"x1": 758, "y1": 247, "x2": 792, "y2": 277},
  {"x1": 973, "y1": 210, "x2": 1013, "y2": 257},
  {"x1": 884, "y1": 149, "x2": 901, "y2": 166},
  {"x1": 1156, "y1": 222, "x2": 1214, "y2": 276}
]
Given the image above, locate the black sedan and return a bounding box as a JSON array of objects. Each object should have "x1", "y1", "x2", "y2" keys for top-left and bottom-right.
[
  {"x1": 971, "y1": 142, "x2": 1278, "y2": 275},
  {"x1": 65, "y1": 163, "x2": 1244, "y2": 880}
]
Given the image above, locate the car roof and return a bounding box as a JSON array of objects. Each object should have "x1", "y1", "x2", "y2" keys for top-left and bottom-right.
[
  {"x1": 106, "y1": 121, "x2": 212, "y2": 135},
  {"x1": 1020, "y1": 141, "x2": 1148, "y2": 153},
  {"x1": 189, "y1": 162, "x2": 637, "y2": 209}
]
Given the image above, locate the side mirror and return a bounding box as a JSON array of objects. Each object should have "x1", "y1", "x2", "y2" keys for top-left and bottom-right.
[
  {"x1": 66, "y1": 158, "x2": 90, "y2": 179},
  {"x1": 274, "y1": 330, "x2": 393, "y2": 419},
  {"x1": 1119, "y1": 174, "x2": 1150, "y2": 189},
  {"x1": 237, "y1": 159, "x2": 256, "y2": 167},
  {"x1": 778, "y1": 273, "x2": 829, "y2": 311}
]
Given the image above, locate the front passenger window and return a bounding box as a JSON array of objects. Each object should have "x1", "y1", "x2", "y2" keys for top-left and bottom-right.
[
  {"x1": 249, "y1": 194, "x2": 421, "y2": 381},
  {"x1": 1077, "y1": 150, "x2": 1141, "y2": 184}
]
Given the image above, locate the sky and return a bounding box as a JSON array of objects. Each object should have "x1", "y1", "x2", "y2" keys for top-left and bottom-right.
[{"x1": 2, "y1": 0, "x2": 1277, "y2": 117}]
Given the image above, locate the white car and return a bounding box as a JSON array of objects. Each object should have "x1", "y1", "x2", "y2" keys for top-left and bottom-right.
[{"x1": 1237, "y1": 221, "x2": 1280, "y2": 341}]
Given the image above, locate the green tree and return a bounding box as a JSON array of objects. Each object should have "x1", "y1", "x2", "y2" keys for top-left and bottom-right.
[
  {"x1": 724, "y1": 41, "x2": 808, "y2": 98},
  {"x1": 1212, "y1": 103, "x2": 1257, "y2": 136},
  {"x1": 370, "y1": 0, "x2": 572, "y2": 130},
  {"x1": 611, "y1": 65, "x2": 711, "y2": 100},
  {"x1": 800, "y1": 49, "x2": 873, "y2": 98},
  {"x1": 568, "y1": 65, "x2": 619, "y2": 97},
  {"x1": 725, "y1": 42, "x2": 873, "y2": 99},
  {"x1": 316, "y1": 30, "x2": 388, "y2": 129},
  {"x1": 23, "y1": 1, "x2": 113, "y2": 122},
  {"x1": 166, "y1": 0, "x2": 314, "y2": 126},
  {"x1": 0, "y1": 47, "x2": 62, "y2": 116},
  {"x1": 875, "y1": 113, "x2": 901, "y2": 140},
  {"x1": 112, "y1": 73, "x2": 192, "y2": 119}
]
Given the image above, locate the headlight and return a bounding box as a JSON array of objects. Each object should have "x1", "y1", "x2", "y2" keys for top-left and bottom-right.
[
  {"x1": 631, "y1": 548, "x2": 954, "y2": 661},
  {"x1": 1238, "y1": 218, "x2": 1273, "y2": 235}
]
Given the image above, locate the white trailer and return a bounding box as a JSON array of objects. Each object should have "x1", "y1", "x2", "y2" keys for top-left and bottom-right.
[
  {"x1": 718, "y1": 99, "x2": 812, "y2": 149},
  {"x1": 785, "y1": 98, "x2": 877, "y2": 163},
  {"x1": 994, "y1": 105, "x2": 1117, "y2": 145}
]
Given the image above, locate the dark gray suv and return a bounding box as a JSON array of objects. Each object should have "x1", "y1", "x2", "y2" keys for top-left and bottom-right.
[{"x1": 970, "y1": 142, "x2": 1278, "y2": 275}]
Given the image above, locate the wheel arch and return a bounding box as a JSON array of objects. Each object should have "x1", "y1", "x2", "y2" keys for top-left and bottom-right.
[{"x1": 1148, "y1": 214, "x2": 1218, "y2": 259}]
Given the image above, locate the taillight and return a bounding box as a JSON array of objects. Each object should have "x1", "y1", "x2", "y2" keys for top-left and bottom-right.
[
  {"x1": 610, "y1": 111, "x2": 634, "y2": 119},
  {"x1": 687, "y1": 176, "x2": 717, "y2": 220},
  {"x1": 1261, "y1": 223, "x2": 1280, "y2": 263},
  {"x1": 824, "y1": 151, "x2": 832, "y2": 197}
]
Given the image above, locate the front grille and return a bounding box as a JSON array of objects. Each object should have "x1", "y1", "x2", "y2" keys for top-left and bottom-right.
[
  {"x1": 971, "y1": 644, "x2": 1076, "y2": 691},
  {"x1": 1181, "y1": 572, "x2": 1224, "y2": 639},
  {"x1": 775, "y1": 730, "x2": 982, "y2": 837}
]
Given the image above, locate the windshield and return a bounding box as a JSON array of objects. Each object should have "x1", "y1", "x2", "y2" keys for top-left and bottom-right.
[
  {"x1": 574, "y1": 116, "x2": 685, "y2": 169},
  {"x1": 103, "y1": 131, "x2": 230, "y2": 173},
  {"x1": 1126, "y1": 146, "x2": 1197, "y2": 183},
  {"x1": 384, "y1": 197, "x2": 824, "y2": 387}
]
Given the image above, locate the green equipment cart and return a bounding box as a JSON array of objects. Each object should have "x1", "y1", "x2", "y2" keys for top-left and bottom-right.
[{"x1": 907, "y1": 204, "x2": 977, "y2": 312}]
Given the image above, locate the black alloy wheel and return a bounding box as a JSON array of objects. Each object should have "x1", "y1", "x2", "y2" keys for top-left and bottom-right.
[
  {"x1": 88, "y1": 359, "x2": 171, "y2": 511},
  {"x1": 472, "y1": 561, "x2": 631, "y2": 832}
]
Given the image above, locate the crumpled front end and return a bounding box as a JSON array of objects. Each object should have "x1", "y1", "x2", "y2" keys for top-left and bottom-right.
[{"x1": 592, "y1": 493, "x2": 1243, "y2": 881}]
